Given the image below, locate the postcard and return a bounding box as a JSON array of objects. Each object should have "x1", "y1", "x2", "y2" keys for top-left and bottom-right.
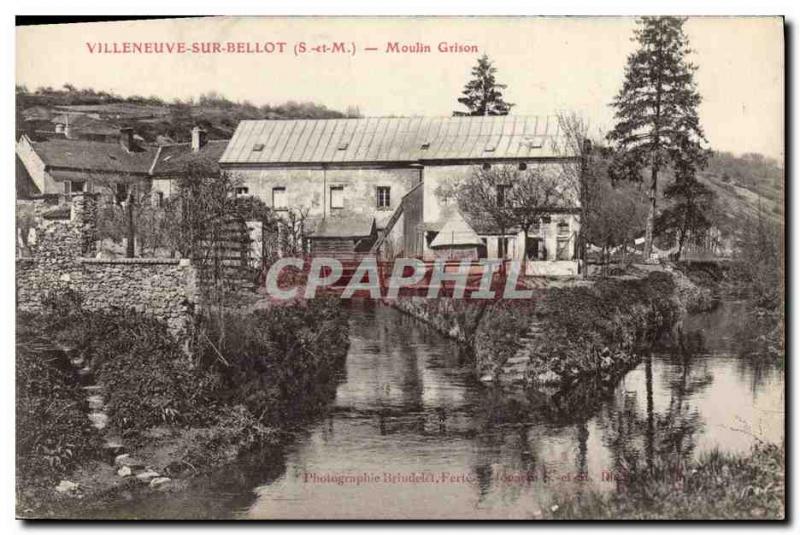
[{"x1": 14, "y1": 15, "x2": 785, "y2": 520}]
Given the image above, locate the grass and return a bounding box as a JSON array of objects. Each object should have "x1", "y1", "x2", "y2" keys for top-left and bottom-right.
[
  {"x1": 16, "y1": 291, "x2": 349, "y2": 518},
  {"x1": 548, "y1": 442, "x2": 785, "y2": 520}
]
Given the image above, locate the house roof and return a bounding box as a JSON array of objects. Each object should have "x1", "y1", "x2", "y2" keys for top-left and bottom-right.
[
  {"x1": 16, "y1": 155, "x2": 40, "y2": 198},
  {"x1": 429, "y1": 210, "x2": 483, "y2": 248},
  {"x1": 26, "y1": 137, "x2": 157, "y2": 177},
  {"x1": 151, "y1": 140, "x2": 229, "y2": 176},
  {"x1": 220, "y1": 115, "x2": 571, "y2": 166},
  {"x1": 310, "y1": 214, "x2": 376, "y2": 238}
]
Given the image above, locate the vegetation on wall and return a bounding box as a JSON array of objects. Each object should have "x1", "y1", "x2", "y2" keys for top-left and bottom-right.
[
  {"x1": 475, "y1": 272, "x2": 679, "y2": 383},
  {"x1": 15, "y1": 289, "x2": 350, "y2": 515}
]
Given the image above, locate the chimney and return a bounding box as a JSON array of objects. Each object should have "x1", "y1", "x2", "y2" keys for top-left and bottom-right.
[
  {"x1": 119, "y1": 127, "x2": 135, "y2": 152},
  {"x1": 191, "y1": 126, "x2": 207, "y2": 152}
]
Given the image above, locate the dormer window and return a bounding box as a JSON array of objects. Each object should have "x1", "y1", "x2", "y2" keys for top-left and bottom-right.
[
  {"x1": 337, "y1": 142, "x2": 349, "y2": 151},
  {"x1": 252, "y1": 143, "x2": 265, "y2": 152},
  {"x1": 420, "y1": 142, "x2": 431, "y2": 150},
  {"x1": 522, "y1": 137, "x2": 543, "y2": 149}
]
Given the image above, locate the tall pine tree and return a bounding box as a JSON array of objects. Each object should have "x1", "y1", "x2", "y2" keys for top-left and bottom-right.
[
  {"x1": 607, "y1": 17, "x2": 708, "y2": 261},
  {"x1": 454, "y1": 55, "x2": 514, "y2": 116},
  {"x1": 655, "y1": 157, "x2": 715, "y2": 262}
]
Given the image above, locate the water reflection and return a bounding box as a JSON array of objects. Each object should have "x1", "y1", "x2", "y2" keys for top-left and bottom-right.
[{"x1": 101, "y1": 299, "x2": 784, "y2": 519}]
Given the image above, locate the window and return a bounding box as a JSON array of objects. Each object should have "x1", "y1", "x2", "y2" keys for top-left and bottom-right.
[
  {"x1": 153, "y1": 191, "x2": 164, "y2": 208},
  {"x1": 498, "y1": 237, "x2": 511, "y2": 259},
  {"x1": 235, "y1": 186, "x2": 250, "y2": 197},
  {"x1": 64, "y1": 180, "x2": 85, "y2": 195},
  {"x1": 557, "y1": 220, "x2": 570, "y2": 236},
  {"x1": 497, "y1": 184, "x2": 512, "y2": 207},
  {"x1": 330, "y1": 186, "x2": 344, "y2": 209},
  {"x1": 115, "y1": 183, "x2": 128, "y2": 203},
  {"x1": 556, "y1": 238, "x2": 571, "y2": 260},
  {"x1": 376, "y1": 186, "x2": 391, "y2": 209},
  {"x1": 526, "y1": 237, "x2": 544, "y2": 261},
  {"x1": 532, "y1": 219, "x2": 541, "y2": 234},
  {"x1": 272, "y1": 187, "x2": 287, "y2": 210}
]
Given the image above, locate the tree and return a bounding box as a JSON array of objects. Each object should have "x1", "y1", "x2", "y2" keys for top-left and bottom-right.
[
  {"x1": 655, "y1": 171, "x2": 715, "y2": 262},
  {"x1": 607, "y1": 16, "x2": 708, "y2": 261},
  {"x1": 554, "y1": 112, "x2": 597, "y2": 267},
  {"x1": 451, "y1": 164, "x2": 517, "y2": 245},
  {"x1": 507, "y1": 168, "x2": 569, "y2": 262},
  {"x1": 584, "y1": 179, "x2": 649, "y2": 276},
  {"x1": 454, "y1": 55, "x2": 514, "y2": 116},
  {"x1": 447, "y1": 164, "x2": 568, "y2": 264}
]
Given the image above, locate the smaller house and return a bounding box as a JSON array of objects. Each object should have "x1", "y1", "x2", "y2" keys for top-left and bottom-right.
[
  {"x1": 16, "y1": 126, "x2": 227, "y2": 205},
  {"x1": 16, "y1": 128, "x2": 157, "y2": 199},
  {"x1": 150, "y1": 128, "x2": 229, "y2": 199},
  {"x1": 428, "y1": 210, "x2": 484, "y2": 260},
  {"x1": 308, "y1": 213, "x2": 377, "y2": 255}
]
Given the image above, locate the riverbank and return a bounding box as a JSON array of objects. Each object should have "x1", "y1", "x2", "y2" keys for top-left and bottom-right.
[
  {"x1": 548, "y1": 442, "x2": 785, "y2": 520},
  {"x1": 677, "y1": 260, "x2": 784, "y2": 364},
  {"x1": 393, "y1": 271, "x2": 681, "y2": 389},
  {"x1": 15, "y1": 292, "x2": 349, "y2": 518}
]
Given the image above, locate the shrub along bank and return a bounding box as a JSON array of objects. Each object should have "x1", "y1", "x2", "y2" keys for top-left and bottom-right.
[
  {"x1": 15, "y1": 292, "x2": 349, "y2": 517},
  {"x1": 476, "y1": 272, "x2": 680, "y2": 387},
  {"x1": 547, "y1": 442, "x2": 785, "y2": 520},
  {"x1": 394, "y1": 272, "x2": 680, "y2": 388},
  {"x1": 16, "y1": 318, "x2": 103, "y2": 509}
]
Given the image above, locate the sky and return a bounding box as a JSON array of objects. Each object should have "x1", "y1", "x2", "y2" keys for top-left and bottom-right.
[{"x1": 16, "y1": 16, "x2": 784, "y2": 159}]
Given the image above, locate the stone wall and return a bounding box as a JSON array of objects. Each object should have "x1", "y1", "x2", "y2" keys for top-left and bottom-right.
[
  {"x1": 226, "y1": 167, "x2": 422, "y2": 231},
  {"x1": 16, "y1": 195, "x2": 198, "y2": 341}
]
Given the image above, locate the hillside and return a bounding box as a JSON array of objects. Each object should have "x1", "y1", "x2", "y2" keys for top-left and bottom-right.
[
  {"x1": 699, "y1": 151, "x2": 783, "y2": 230},
  {"x1": 16, "y1": 85, "x2": 357, "y2": 144}
]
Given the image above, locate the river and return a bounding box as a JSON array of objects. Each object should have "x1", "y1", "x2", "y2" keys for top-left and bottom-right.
[{"x1": 109, "y1": 299, "x2": 784, "y2": 519}]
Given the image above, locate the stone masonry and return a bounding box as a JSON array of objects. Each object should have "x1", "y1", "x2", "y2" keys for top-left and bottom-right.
[{"x1": 16, "y1": 195, "x2": 198, "y2": 341}]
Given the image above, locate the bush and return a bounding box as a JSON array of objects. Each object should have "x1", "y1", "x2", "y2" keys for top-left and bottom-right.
[
  {"x1": 197, "y1": 296, "x2": 349, "y2": 425},
  {"x1": 16, "y1": 324, "x2": 102, "y2": 485},
  {"x1": 72, "y1": 311, "x2": 220, "y2": 437},
  {"x1": 475, "y1": 273, "x2": 679, "y2": 382}
]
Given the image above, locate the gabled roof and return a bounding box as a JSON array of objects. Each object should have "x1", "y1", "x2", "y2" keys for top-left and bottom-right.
[
  {"x1": 430, "y1": 210, "x2": 483, "y2": 248},
  {"x1": 150, "y1": 140, "x2": 229, "y2": 176},
  {"x1": 220, "y1": 115, "x2": 571, "y2": 166},
  {"x1": 26, "y1": 136, "x2": 156, "y2": 177}
]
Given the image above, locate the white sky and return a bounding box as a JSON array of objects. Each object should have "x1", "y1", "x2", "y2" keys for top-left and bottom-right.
[{"x1": 16, "y1": 16, "x2": 784, "y2": 159}]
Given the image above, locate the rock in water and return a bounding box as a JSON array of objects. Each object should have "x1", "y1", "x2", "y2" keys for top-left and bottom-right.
[
  {"x1": 55, "y1": 480, "x2": 79, "y2": 493},
  {"x1": 135, "y1": 470, "x2": 160, "y2": 482},
  {"x1": 117, "y1": 466, "x2": 132, "y2": 477},
  {"x1": 149, "y1": 477, "x2": 172, "y2": 489},
  {"x1": 88, "y1": 411, "x2": 108, "y2": 430}
]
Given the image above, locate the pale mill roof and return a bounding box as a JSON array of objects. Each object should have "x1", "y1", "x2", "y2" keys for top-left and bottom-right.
[{"x1": 219, "y1": 116, "x2": 571, "y2": 166}]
